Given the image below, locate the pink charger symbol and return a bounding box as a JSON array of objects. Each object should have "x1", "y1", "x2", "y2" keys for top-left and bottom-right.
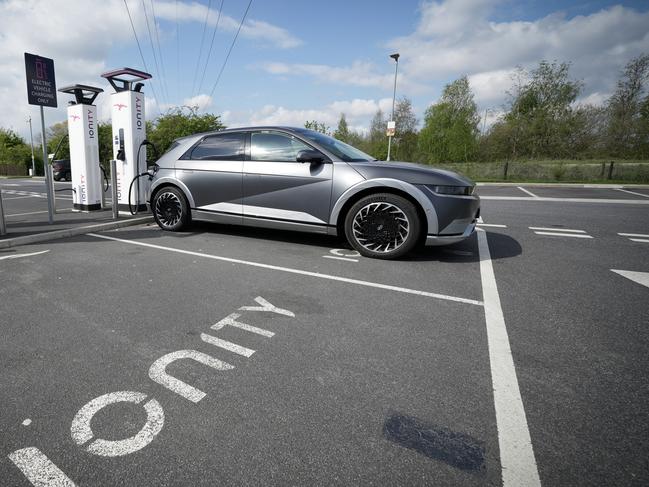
[
  {"x1": 70, "y1": 115, "x2": 80, "y2": 122},
  {"x1": 114, "y1": 103, "x2": 127, "y2": 111}
]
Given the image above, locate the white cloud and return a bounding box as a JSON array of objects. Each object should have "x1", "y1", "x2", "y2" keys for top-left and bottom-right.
[
  {"x1": 224, "y1": 98, "x2": 393, "y2": 130},
  {"x1": 0, "y1": 0, "x2": 302, "y2": 139},
  {"x1": 154, "y1": 1, "x2": 302, "y2": 49},
  {"x1": 259, "y1": 61, "x2": 395, "y2": 89},
  {"x1": 182, "y1": 94, "x2": 213, "y2": 111},
  {"x1": 389, "y1": 1, "x2": 649, "y2": 108}
]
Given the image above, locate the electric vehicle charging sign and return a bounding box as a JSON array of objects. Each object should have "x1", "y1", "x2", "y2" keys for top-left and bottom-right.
[{"x1": 24, "y1": 53, "x2": 57, "y2": 107}]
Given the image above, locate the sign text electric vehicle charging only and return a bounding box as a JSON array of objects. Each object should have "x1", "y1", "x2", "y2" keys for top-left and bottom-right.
[
  {"x1": 58, "y1": 85, "x2": 104, "y2": 211},
  {"x1": 101, "y1": 68, "x2": 152, "y2": 214}
]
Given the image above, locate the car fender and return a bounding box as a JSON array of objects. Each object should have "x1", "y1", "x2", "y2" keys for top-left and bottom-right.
[
  {"x1": 329, "y1": 178, "x2": 439, "y2": 234},
  {"x1": 149, "y1": 176, "x2": 196, "y2": 208}
]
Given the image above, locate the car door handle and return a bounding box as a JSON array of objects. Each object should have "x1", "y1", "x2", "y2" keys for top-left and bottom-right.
[{"x1": 181, "y1": 170, "x2": 194, "y2": 174}]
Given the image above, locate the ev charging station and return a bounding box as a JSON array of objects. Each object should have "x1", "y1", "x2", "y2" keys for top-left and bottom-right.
[
  {"x1": 58, "y1": 84, "x2": 104, "y2": 212},
  {"x1": 101, "y1": 68, "x2": 152, "y2": 214}
]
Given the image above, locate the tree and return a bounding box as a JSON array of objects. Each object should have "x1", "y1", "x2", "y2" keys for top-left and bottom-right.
[
  {"x1": 606, "y1": 54, "x2": 649, "y2": 157},
  {"x1": 0, "y1": 128, "x2": 35, "y2": 175},
  {"x1": 367, "y1": 109, "x2": 388, "y2": 159},
  {"x1": 304, "y1": 120, "x2": 330, "y2": 134},
  {"x1": 46, "y1": 121, "x2": 70, "y2": 160},
  {"x1": 418, "y1": 76, "x2": 479, "y2": 163},
  {"x1": 392, "y1": 97, "x2": 418, "y2": 161},
  {"x1": 333, "y1": 114, "x2": 350, "y2": 142},
  {"x1": 483, "y1": 61, "x2": 584, "y2": 160},
  {"x1": 147, "y1": 105, "x2": 225, "y2": 154}
]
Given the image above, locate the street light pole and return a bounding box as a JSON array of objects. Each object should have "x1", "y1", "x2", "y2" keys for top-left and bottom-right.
[
  {"x1": 387, "y1": 53, "x2": 399, "y2": 162},
  {"x1": 27, "y1": 116, "x2": 35, "y2": 176}
]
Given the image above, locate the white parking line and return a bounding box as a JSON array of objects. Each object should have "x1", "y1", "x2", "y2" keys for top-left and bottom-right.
[
  {"x1": 87, "y1": 233, "x2": 484, "y2": 306},
  {"x1": 616, "y1": 188, "x2": 649, "y2": 198},
  {"x1": 477, "y1": 223, "x2": 508, "y2": 228},
  {"x1": 517, "y1": 187, "x2": 539, "y2": 198},
  {"x1": 0, "y1": 250, "x2": 50, "y2": 261},
  {"x1": 534, "y1": 231, "x2": 593, "y2": 239},
  {"x1": 477, "y1": 229, "x2": 541, "y2": 487},
  {"x1": 618, "y1": 233, "x2": 649, "y2": 238},
  {"x1": 480, "y1": 196, "x2": 649, "y2": 204},
  {"x1": 529, "y1": 227, "x2": 585, "y2": 233},
  {"x1": 629, "y1": 238, "x2": 649, "y2": 243},
  {"x1": 2, "y1": 195, "x2": 37, "y2": 201}
]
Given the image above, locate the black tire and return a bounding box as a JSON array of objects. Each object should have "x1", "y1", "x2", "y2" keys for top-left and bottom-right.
[
  {"x1": 344, "y1": 193, "x2": 421, "y2": 259},
  {"x1": 152, "y1": 186, "x2": 190, "y2": 231}
]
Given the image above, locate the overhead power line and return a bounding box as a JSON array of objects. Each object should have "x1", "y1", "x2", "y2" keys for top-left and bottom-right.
[
  {"x1": 197, "y1": 0, "x2": 224, "y2": 95},
  {"x1": 150, "y1": 0, "x2": 170, "y2": 104},
  {"x1": 176, "y1": 0, "x2": 180, "y2": 101},
  {"x1": 122, "y1": 0, "x2": 162, "y2": 114},
  {"x1": 191, "y1": 0, "x2": 213, "y2": 98},
  {"x1": 141, "y1": 0, "x2": 166, "y2": 107},
  {"x1": 208, "y1": 0, "x2": 252, "y2": 99}
]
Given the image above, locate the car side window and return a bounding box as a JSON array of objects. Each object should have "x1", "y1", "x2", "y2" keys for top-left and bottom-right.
[
  {"x1": 250, "y1": 132, "x2": 311, "y2": 162},
  {"x1": 190, "y1": 133, "x2": 245, "y2": 161}
]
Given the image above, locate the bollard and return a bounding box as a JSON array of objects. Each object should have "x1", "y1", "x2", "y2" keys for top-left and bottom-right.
[
  {"x1": 0, "y1": 187, "x2": 7, "y2": 236},
  {"x1": 48, "y1": 164, "x2": 57, "y2": 214},
  {"x1": 111, "y1": 159, "x2": 118, "y2": 220}
]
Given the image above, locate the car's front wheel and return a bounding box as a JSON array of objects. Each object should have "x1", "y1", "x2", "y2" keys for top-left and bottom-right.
[
  {"x1": 344, "y1": 193, "x2": 421, "y2": 259},
  {"x1": 152, "y1": 186, "x2": 190, "y2": 231}
]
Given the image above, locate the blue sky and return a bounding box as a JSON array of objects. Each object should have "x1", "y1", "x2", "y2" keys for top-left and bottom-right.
[{"x1": 2, "y1": 0, "x2": 649, "y2": 137}]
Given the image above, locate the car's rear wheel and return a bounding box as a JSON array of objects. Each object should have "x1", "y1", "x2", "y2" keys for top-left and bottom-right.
[
  {"x1": 344, "y1": 193, "x2": 421, "y2": 259},
  {"x1": 152, "y1": 186, "x2": 190, "y2": 231}
]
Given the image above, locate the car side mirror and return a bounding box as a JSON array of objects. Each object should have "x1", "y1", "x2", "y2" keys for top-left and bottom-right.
[{"x1": 296, "y1": 149, "x2": 326, "y2": 164}]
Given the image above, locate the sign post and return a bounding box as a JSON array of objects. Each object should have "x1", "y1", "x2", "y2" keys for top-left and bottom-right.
[{"x1": 24, "y1": 52, "x2": 57, "y2": 224}]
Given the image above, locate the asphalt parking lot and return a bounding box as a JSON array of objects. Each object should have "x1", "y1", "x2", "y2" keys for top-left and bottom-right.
[{"x1": 1, "y1": 179, "x2": 648, "y2": 486}]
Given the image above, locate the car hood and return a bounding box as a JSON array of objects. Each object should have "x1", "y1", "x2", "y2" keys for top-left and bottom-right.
[{"x1": 347, "y1": 160, "x2": 474, "y2": 186}]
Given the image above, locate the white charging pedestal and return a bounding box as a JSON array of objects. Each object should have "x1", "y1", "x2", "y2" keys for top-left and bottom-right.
[
  {"x1": 58, "y1": 85, "x2": 104, "y2": 212},
  {"x1": 101, "y1": 68, "x2": 152, "y2": 215}
]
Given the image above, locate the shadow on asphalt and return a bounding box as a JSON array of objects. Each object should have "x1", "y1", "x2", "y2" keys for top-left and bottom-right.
[{"x1": 48, "y1": 221, "x2": 522, "y2": 264}]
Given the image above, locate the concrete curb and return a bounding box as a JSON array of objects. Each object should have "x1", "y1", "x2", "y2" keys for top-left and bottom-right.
[{"x1": 0, "y1": 216, "x2": 152, "y2": 249}]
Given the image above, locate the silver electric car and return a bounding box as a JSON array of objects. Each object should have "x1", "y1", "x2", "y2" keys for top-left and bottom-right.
[{"x1": 148, "y1": 127, "x2": 480, "y2": 259}]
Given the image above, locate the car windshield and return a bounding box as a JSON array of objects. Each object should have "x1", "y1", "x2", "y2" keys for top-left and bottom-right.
[{"x1": 293, "y1": 128, "x2": 375, "y2": 162}]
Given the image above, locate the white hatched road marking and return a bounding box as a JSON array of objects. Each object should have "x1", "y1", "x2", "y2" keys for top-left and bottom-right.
[
  {"x1": 517, "y1": 186, "x2": 539, "y2": 198},
  {"x1": 480, "y1": 196, "x2": 649, "y2": 204},
  {"x1": 477, "y1": 216, "x2": 507, "y2": 228},
  {"x1": 534, "y1": 231, "x2": 593, "y2": 239},
  {"x1": 618, "y1": 233, "x2": 649, "y2": 238},
  {"x1": 611, "y1": 269, "x2": 649, "y2": 288},
  {"x1": 477, "y1": 229, "x2": 541, "y2": 487},
  {"x1": 88, "y1": 233, "x2": 484, "y2": 306},
  {"x1": 616, "y1": 188, "x2": 649, "y2": 198},
  {"x1": 477, "y1": 223, "x2": 508, "y2": 228},
  {"x1": 323, "y1": 248, "x2": 360, "y2": 262},
  {"x1": 323, "y1": 255, "x2": 359, "y2": 262},
  {"x1": 529, "y1": 227, "x2": 586, "y2": 233}
]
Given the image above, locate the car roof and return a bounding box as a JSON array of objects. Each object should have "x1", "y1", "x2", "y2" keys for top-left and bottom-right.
[{"x1": 173, "y1": 126, "x2": 307, "y2": 143}]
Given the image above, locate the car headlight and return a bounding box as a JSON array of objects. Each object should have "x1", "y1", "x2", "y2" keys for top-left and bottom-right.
[{"x1": 428, "y1": 185, "x2": 475, "y2": 196}]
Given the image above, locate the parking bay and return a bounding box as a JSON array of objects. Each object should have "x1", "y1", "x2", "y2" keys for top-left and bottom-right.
[{"x1": 1, "y1": 223, "x2": 503, "y2": 486}]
